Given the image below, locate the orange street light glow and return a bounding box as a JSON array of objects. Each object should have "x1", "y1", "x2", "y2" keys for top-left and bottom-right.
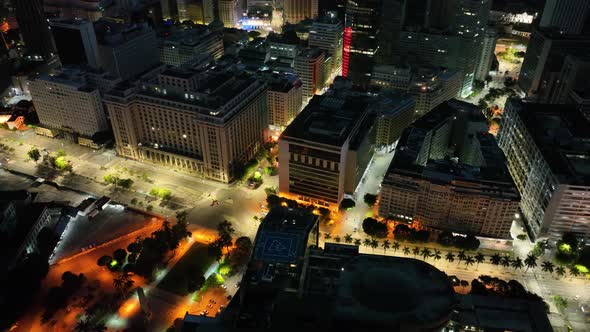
[{"x1": 119, "y1": 298, "x2": 139, "y2": 318}]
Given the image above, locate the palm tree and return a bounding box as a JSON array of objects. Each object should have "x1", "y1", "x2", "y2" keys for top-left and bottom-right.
[
  {"x1": 370, "y1": 239, "x2": 379, "y2": 252},
  {"x1": 433, "y1": 249, "x2": 442, "y2": 264},
  {"x1": 445, "y1": 252, "x2": 455, "y2": 263},
  {"x1": 113, "y1": 276, "x2": 123, "y2": 291},
  {"x1": 403, "y1": 246, "x2": 411, "y2": 256},
  {"x1": 541, "y1": 261, "x2": 554, "y2": 274},
  {"x1": 524, "y1": 254, "x2": 538, "y2": 272},
  {"x1": 334, "y1": 235, "x2": 341, "y2": 243},
  {"x1": 392, "y1": 241, "x2": 401, "y2": 253},
  {"x1": 113, "y1": 273, "x2": 134, "y2": 295},
  {"x1": 412, "y1": 246, "x2": 420, "y2": 258},
  {"x1": 490, "y1": 253, "x2": 502, "y2": 266},
  {"x1": 363, "y1": 238, "x2": 371, "y2": 248},
  {"x1": 555, "y1": 266, "x2": 566, "y2": 278},
  {"x1": 354, "y1": 238, "x2": 362, "y2": 246},
  {"x1": 474, "y1": 253, "x2": 485, "y2": 269},
  {"x1": 457, "y1": 250, "x2": 467, "y2": 265},
  {"x1": 75, "y1": 319, "x2": 92, "y2": 332},
  {"x1": 464, "y1": 255, "x2": 476, "y2": 269},
  {"x1": 324, "y1": 232, "x2": 331, "y2": 240},
  {"x1": 569, "y1": 266, "x2": 580, "y2": 279},
  {"x1": 500, "y1": 255, "x2": 511, "y2": 268},
  {"x1": 382, "y1": 239, "x2": 390, "y2": 254},
  {"x1": 420, "y1": 247, "x2": 432, "y2": 260},
  {"x1": 511, "y1": 257, "x2": 524, "y2": 271},
  {"x1": 344, "y1": 234, "x2": 353, "y2": 244}
]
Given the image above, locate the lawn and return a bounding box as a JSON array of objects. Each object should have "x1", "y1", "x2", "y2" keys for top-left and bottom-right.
[{"x1": 157, "y1": 242, "x2": 214, "y2": 296}]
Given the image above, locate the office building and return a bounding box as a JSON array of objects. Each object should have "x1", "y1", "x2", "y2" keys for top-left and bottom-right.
[
  {"x1": 379, "y1": 100, "x2": 519, "y2": 238},
  {"x1": 263, "y1": 73, "x2": 303, "y2": 139},
  {"x1": 372, "y1": 66, "x2": 462, "y2": 119},
  {"x1": 43, "y1": 0, "x2": 109, "y2": 21},
  {"x1": 28, "y1": 68, "x2": 109, "y2": 141},
  {"x1": 95, "y1": 20, "x2": 160, "y2": 80},
  {"x1": 498, "y1": 99, "x2": 590, "y2": 241},
  {"x1": 14, "y1": 0, "x2": 56, "y2": 59},
  {"x1": 539, "y1": 0, "x2": 590, "y2": 35},
  {"x1": 548, "y1": 55, "x2": 590, "y2": 106},
  {"x1": 294, "y1": 48, "x2": 325, "y2": 101},
  {"x1": 309, "y1": 11, "x2": 343, "y2": 77},
  {"x1": 519, "y1": 30, "x2": 590, "y2": 98},
  {"x1": 161, "y1": 0, "x2": 180, "y2": 20},
  {"x1": 372, "y1": 94, "x2": 416, "y2": 148},
  {"x1": 375, "y1": 0, "x2": 404, "y2": 65},
  {"x1": 267, "y1": 32, "x2": 300, "y2": 67},
  {"x1": 343, "y1": 0, "x2": 381, "y2": 86},
  {"x1": 278, "y1": 94, "x2": 374, "y2": 207},
  {"x1": 218, "y1": 0, "x2": 240, "y2": 27},
  {"x1": 283, "y1": 0, "x2": 318, "y2": 24},
  {"x1": 159, "y1": 25, "x2": 224, "y2": 66},
  {"x1": 475, "y1": 27, "x2": 498, "y2": 81},
  {"x1": 49, "y1": 19, "x2": 100, "y2": 69},
  {"x1": 105, "y1": 65, "x2": 268, "y2": 183}
]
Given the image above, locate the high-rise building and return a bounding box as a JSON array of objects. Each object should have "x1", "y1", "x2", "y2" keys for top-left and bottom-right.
[
  {"x1": 28, "y1": 68, "x2": 109, "y2": 140},
  {"x1": 548, "y1": 55, "x2": 590, "y2": 105},
  {"x1": 498, "y1": 99, "x2": 590, "y2": 240},
  {"x1": 375, "y1": 0, "x2": 404, "y2": 65},
  {"x1": 372, "y1": 93, "x2": 415, "y2": 148},
  {"x1": 218, "y1": 0, "x2": 240, "y2": 27},
  {"x1": 49, "y1": 19, "x2": 100, "y2": 69},
  {"x1": 44, "y1": 0, "x2": 109, "y2": 21},
  {"x1": 259, "y1": 72, "x2": 303, "y2": 139},
  {"x1": 105, "y1": 65, "x2": 268, "y2": 183},
  {"x1": 161, "y1": 0, "x2": 179, "y2": 20},
  {"x1": 278, "y1": 94, "x2": 374, "y2": 207},
  {"x1": 379, "y1": 100, "x2": 520, "y2": 239},
  {"x1": 13, "y1": 0, "x2": 56, "y2": 59},
  {"x1": 342, "y1": 0, "x2": 381, "y2": 86},
  {"x1": 539, "y1": 0, "x2": 590, "y2": 35},
  {"x1": 95, "y1": 20, "x2": 160, "y2": 80},
  {"x1": 283, "y1": 0, "x2": 318, "y2": 24},
  {"x1": 294, "y1": 47, "x2": 325, "y2": 101},
  {"x1": 475, "y1": 27, "x2": 498, "y2": 81},
  {"x1": 371, "y1": 66, "x2": 462, "y2": 119},
  {"x1": 518, "y1": 30, "x2": 590, "y2": 98},
  {"x1": 309, "y1": 11, "x2": 343, "y2": 77},
  {"x1": 159, "y1": 25, "x2": 224, "y2": 66}
]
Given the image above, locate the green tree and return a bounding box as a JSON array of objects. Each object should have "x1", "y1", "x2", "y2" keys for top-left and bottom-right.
[
  {"x1": 433, "y1": 250, "x2": 442, "y2": 264},
  {"x1": 568, "y1": 265, "x2": 580, "y2": 278},
  {"x1": 474, "y1": 253, "x2": 486, "y2": 269},
  {"x1": 339, "y1": 198, "x2": 355, "y2": 210},
  {"x1": 324, "y1": 232, "x2": 331, "y2": 240},
  {"x1": 354, "y1": 238, "x2": 361, "y2": 246},
  {"x1": 363, "y1": 193, "x2": 378, "y2": 207},
  {"x1": 403, "y1": 246, "x2": 411, "y2": 256},
  {"x1": 382, "y1": 239, "x2": 390, "y2": 254},
  {"x1": 524, "y1": 254, "x2": 538, "y2": 272},
  {"x1": 555, "y1": 266, "x2": 566, "y2": 278},
  {"x1": 363, "y1": 238, "x2": 371, "y2": 248},
  {"x1": 511, "y1": 257, "x2": 524, "y2": 271},
  {"x1": 445, "y1": 252, "x2": 455, "y2": 263},
  {"x1": 501, "y1": 255, "x2": 511, "y2": 268},
  {"x1": 27, "y1": 148, "x2": 41, "y2": 162},
  {"x1": 370, "y1": 239, "x2": 379, "y2": 252},
  {"x1": 420, "y1": 247, "x2": 432, "y2": 260},
  {"x1": 457, "y1": 250, "x2": 467, "y2": 264},
  {"x1": 344, "y1": 233, "x2": 353, "y2": 244},
  {"x1": 541, "y1": 261, "x2": 554, "y2": 274},
  {"x1": 490, "y1": 253, "x2": 502, "y2": 266},
  {"x1": 57, "y1": 149, "x2": 66, "y2": 157},
  {"x1": 334, "y1": 235, "x2": 341, "y2": 243},
  {"x1": 412, "y1": 246, "x2": 420, "y2": 258},
  {"x1": 464, "y1": 255, "x2": 475, "y2": 268},
  {"x1": 392, "y1": 241, "x2": 401, "y2": 253},
  {"x1": 116, "y1": 178, "x2": 134, "y2": 189}
]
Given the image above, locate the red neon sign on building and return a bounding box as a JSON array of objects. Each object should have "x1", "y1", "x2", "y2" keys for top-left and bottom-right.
[{"x1": 342, "y1": 27, "x2": 352, "y2": 77}]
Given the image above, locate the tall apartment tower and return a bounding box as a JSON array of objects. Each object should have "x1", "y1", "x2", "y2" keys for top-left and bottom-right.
[
  {"x1": 294, "y1": 48, "x2": 326, "y2": 101},
  {"x1": 218, "y1": 0, "x2": 240, "y2": 27},
  {"x1": 264, "y1": 74, "x2": 303, "y2": 139},
  {"x1": 28, "y1": 68, "x2": 109, "y2": 140},
  {"x1": 343, "y1": 0, "x2": 381, "y2": 86},
  {"x1": 161, "y1": 0, "x2": 180, "y2": 20},
  {"x1": 539, "y1": 0, "x2": 590, "y2": 35},
  {"x1": 308, "y1": 12, "x2": 343, "y2": 77},
  {"x1": 13, "y1": 0, "x2": 56, "y2": 59},
  {"x1": 475, "y1": 27, "x2": 498, "y2": 81},
  {"x1": 105, "y1": 66, "x2": 268, "y2": 183},
  {"x1": 283, "y1": 0, "x2": 319, "y2": 24},
  {"x1": 49, "y1": 19, "x2": 101, "y2": 69},
  {"x1": 498, "y1": 99, "x2": 590, "y2": 241}
]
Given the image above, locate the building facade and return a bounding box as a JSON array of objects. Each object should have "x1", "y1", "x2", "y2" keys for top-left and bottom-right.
[
  {"x1": 159, "y1": 26, "x2": 224, "y2": 66},
  {"x1": 14, "y1": 0, "x2": 56, "y2": 59},
  {"x1": 265, "y1": 74, "x2": 303, "y2": 139},
  {"x1": 218, "y1": 0, "x2": 240, "y2": 27},
  {"x1": 283, "y1": 0, "x2": 318, "y2": 24},
  {"x1": 475, "y1": 27, "x2": 498, "y2": 81},
  {"x1": 379, "y1": 100, "x2": 519, "y2": 239},
  {"x1": 105, "y1": 66, "x2": 268, "y2": 183},
  {"x1": 28, "y1": 68, "x2": 109, "y2": 139},
  {"x1": 308, "y1": 12, "x2": 343, "y2": 78},
  {"x1": 498, "y1": 99, "x2": 590, "y2": 240},
  {"x1": 294, "y1": 48, "x2": 325, "y2": 101},
  {"x1": 539, "y1": 0, "x2": 590, "y2": 35},
  {"x1": 278, "y1": 94, "x2": 374, "y2": 207},
  {"x1": 49, "y1": 19, "x2": 100, "y2": 69}
]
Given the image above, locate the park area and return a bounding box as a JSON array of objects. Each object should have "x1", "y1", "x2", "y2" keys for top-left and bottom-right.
[{"x1": 157, "y1": 242, "x2": 214, "y2": 296}]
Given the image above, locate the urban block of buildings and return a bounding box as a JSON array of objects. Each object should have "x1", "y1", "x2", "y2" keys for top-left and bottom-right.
[
  {"x1": 498, "y1": 99, "x2": 590, "y2": 241},
  {"x1": 379, "y1": 100, "x2": 520, "y2": 239},
  {"x1": 158, "y1": 24, "x2": 224, "y2": 66},
  {"x1": 105, "y1": 64, "x2": 268, "y2": 183}
]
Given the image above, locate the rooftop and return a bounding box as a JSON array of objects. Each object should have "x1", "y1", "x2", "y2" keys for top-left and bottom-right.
[
  {"x1": 281, "y1": 94, "x2": 370, "y2": 147},
  {"x1": 514, "y1": 101, "x2": 590, "y2": 185}
]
